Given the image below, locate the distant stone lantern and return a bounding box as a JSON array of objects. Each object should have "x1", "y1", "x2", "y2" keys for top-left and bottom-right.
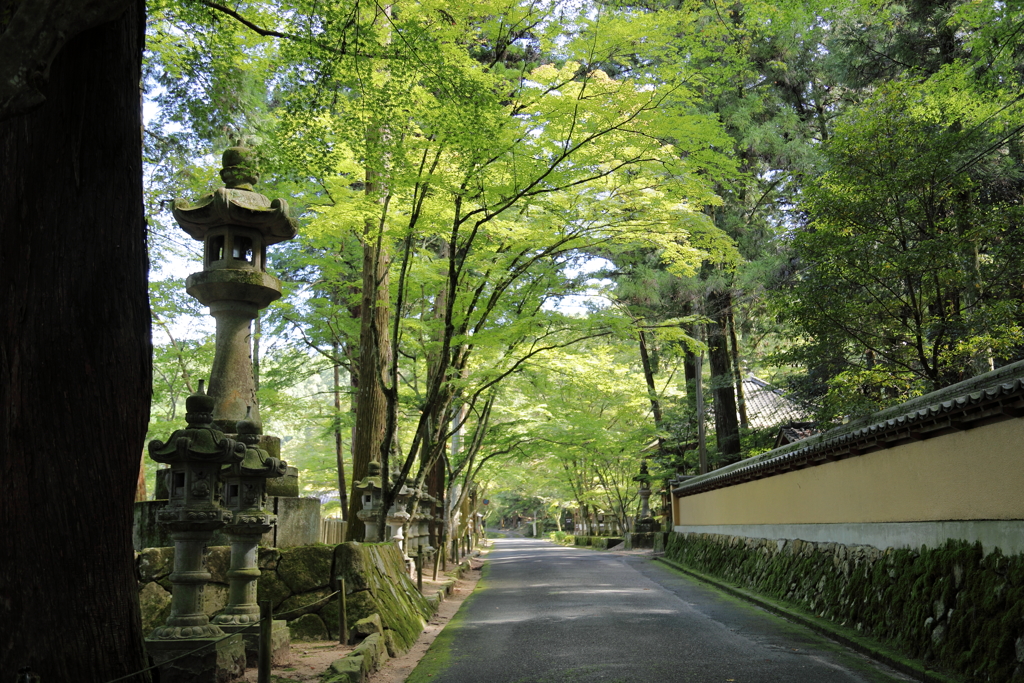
[
  {"x1": 172, "y1": 146, "x2": 298, "y2": 432},
  {"x1": 634, "y1": 460, "x2": 658, "y2": 533},
  {"x1": 213, "y1": 407, "x2": 288, "y2": 663},
  {"x1": 147, "y1": 382, "x2": 247, "y2": 680},
  {"x1": 354, "y1": 461, "x2": 384, "y2": 542}
]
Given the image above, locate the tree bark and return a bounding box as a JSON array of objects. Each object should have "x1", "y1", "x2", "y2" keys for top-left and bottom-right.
[
  {"x1": 333, "y1": 346, "x2": 348, "y2": 521},
  {"x1": 0, "y1": 3, "x2": 151, "y2": 681},
  {"x1": 346, "y1": 229, "x2": 391, "y2": 540},
  {"x1": 707, "y1": 288, "x2": 741, "y2": 464},
  {"x1": 637, "y1": 329, "x2": 663, "y2": 428},
  {"x1": 727, "y1": 304, "x2": 748, "y2": 429}
]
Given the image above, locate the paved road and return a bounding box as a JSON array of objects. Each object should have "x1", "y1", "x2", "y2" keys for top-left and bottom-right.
[{"x1": 415, "y1": 538, "x2": 913, "y2": 683}]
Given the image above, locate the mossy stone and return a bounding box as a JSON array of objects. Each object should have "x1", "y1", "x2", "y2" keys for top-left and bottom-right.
[
  {"x1": 383, "y1": 630, "x2": 399, "y2": 657},
  {"x1": 353, "y1": 632, "x2": 388, "y2": 671},
  {"x1": 277, "y1": 588, "x2": 331, "y2": 621},
  {"x1": 259, "y1": 547, "x2": 281, "y2": 571},
  {"x1": 324, "y1": 654, "x2": 364, "y2": 683},
  {"x1": 139, "y1": 581, "x2": 172, "y2": 634},
  {"x1": 352, "y1": 613, "x2": 383, "y2": 639},
  {"x1": 278, "y1": 544, "x2": 334, "y2": 593},
  {"x1": 321, "y1": 596, "x2": 342, "y2": 639},
  {"x1": 346, "y1": 589, "x2": 378, "y2": 624},
  {"x1": 138, "y1": 547, "x2": 174, "y2": 583},
  {"x1": 202, "y1": 582, "x2": 230, "y2": 616},
  {"x1": 257, "y1": 568, "x2": 293, "y2": 609},
  {"x1": 288, "y1": 613, "x2": 328, "y2": 640},
  {"x1": 334, "y1": 542, "x2": 373, "y2": 592},
  {"x1": 206, "y1": 546, "x2": 231, "y2": 584}
]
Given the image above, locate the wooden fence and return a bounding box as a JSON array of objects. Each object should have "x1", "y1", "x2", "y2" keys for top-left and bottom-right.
[{"x1": 319, "y1": 518, "x2": 347, "y2": 545}]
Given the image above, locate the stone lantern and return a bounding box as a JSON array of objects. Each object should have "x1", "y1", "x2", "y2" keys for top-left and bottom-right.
[
  {"x1": 146, "y1": 382, "x2": 247, "y2": 681},
  {"x1": 172, "y1": 147, "x2": 297, "y2": 432},
  {"x1": 386, "y1": 474, "x2": 414, "y2": 567},
  {"x1": 213, "y1": 407, "x2": 289, "y2": 665},
  {"x1": 413, "y1": 490, "x2": 435, "y2": 558},
  {"x1": 634, "y1": 460, "x2": 658, "y2": 533},
  {"x1": 354, "y1": 461, "x2": 384, "y2": 542}
]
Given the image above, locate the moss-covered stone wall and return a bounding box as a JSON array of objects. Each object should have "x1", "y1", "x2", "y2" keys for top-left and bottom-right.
[
  {"x1": 137, "y1": 542, "x2": 432, "y2": 654},
  {"x1": 665, "y1": 531, "x2": 1024, "y2": 682}
]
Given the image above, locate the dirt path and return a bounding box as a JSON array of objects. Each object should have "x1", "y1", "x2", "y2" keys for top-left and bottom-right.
[{"x1": 243, "y1": 557, "x2": 484, "y2": 683}]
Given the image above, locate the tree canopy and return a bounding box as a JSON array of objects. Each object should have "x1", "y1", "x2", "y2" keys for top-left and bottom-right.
[{"x1": 142, "y1": 0, "x2": 1024, "y2": 536}]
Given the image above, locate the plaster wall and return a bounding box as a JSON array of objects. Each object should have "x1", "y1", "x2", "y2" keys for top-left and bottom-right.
[{"x1": 674, "y1": 417, "x2": 1024, "y2": 531}]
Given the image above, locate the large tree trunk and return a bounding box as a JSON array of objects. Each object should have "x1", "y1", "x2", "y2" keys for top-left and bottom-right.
[
  {"x1": 0, "y1": 3, "x2": 151, "y2": 681},
  {"x1": 707, "y1": 288, "x2": 741, "y2": 464}
]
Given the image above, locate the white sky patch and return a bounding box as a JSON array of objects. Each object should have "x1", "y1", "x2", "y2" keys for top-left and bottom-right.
[{"x1": 546, "y1": 256, "x2": 614, "y2": 315}]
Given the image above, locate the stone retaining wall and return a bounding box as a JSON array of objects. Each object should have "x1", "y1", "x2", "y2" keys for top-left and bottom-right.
[
  {"x1": 665, "y1": 531, "x2": 1024, "y2": 683},
  {"x1": 137, "y1": 542, "x2": 432, "y2": 653}
]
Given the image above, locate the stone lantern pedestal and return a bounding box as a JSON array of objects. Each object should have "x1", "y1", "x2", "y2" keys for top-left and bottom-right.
[{"x1": 146, "y1": 384, "x2": 247, "y2": 683}]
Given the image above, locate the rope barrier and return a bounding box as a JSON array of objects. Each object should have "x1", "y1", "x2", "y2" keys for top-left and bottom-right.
[{"x1": 271, "y1": 589, "x2": 342, "y2": 620}]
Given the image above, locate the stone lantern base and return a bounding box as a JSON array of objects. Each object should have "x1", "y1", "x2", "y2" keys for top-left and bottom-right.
[
  {"x1": 146, "y1": 634, "x2": 246, "y2": 683},
  {"x1": 219, "y1": 620, "x2": 291, "y2": 667}
]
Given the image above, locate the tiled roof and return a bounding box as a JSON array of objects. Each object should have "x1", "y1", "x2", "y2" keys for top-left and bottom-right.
[{"x1": 742, "y1": 376, "x2": 810, "y2": 429}]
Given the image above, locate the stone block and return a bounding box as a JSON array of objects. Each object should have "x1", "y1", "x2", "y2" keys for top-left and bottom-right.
[
  {"x1": 205, "y1": 546, "x2": 231, "y2": 584},
  {"x1": 202, "y1": 582, "x2": 230, "y2": 616},
  {"x1": 277, "y1": 588, "x2": 331, "y2": 620},
  {"x1": 353, "y1": 632, "x2": 388, "y2": 671},
  {"x1": 326, "y1": 654, "x2": 365, "y2": 683},
  {"x1": 139, "y1": 582, "x2": 172, "y2": 634},
  {"x1": 278, "y1": 544, "x2": 333, "y2": 593},
  {"x1": 383, "y1": 630, "x2": 398, "y2": 657},
  {"x1": 146, "y1": 633, "x2": 246, "y2": 683},
  {"x1": 335, "y1": 543, "x2": 373, "y2": 592},
  {"x1": 138, "y1": 546, "x2": 174, "y2": 582},
  {"x1": 222, "y1": 619, "x2": 290, "y2": 668},
  {"x1": 345, "y1": 589, "x2": 378, "y2": 625},
  {"x1": 258, "y1": 547, "x2": 281, "y2": 571},
  {"x1": 266, "y1": 466, "x2": 300, "y2": 497},
  {"x1": 257, "y1": 567, "x2": 292, "y2": 609},
  {"x1": 133, "y1": 501, "x2": 173, "y2": 551},
  {"x1": 261, "y1": 497, "x2": 321, "y2": 548},
  {"x1": 351, "y1": 613, "x2": 383, "y2": 639},
  {"x1": 288, "y1": 613, "x2": 328, "y2": 640}
]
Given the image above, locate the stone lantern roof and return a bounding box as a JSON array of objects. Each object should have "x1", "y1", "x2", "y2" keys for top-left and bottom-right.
[{"x1": 171, "y1": 147, "x2": 297, "y2": 245}]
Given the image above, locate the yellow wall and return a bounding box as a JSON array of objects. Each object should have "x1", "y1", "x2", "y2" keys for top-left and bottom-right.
[{"x1": 674, "y1": 418, "x2": 1024, "y2": 526}]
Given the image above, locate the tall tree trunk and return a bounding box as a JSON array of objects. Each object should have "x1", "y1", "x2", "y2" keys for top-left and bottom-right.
[
  {"x1": 707, "y1": 288, "x2": 741, "y2": 464},
  {"x1": 0, "y1": 3, "x2": 151, "y2": 681},
  {"x1": 346, "y1": 232, "x2": 391, "y2": 540},
  {"x1": 682, "y1": 300, "x2": 698, "y2": 415},
  {"x1": 637, "y1": 329, "x2": 663, "y2": 427},
  {"x1": 727, "y1": 304, "x2": 748, "y2": 429},
  {"x1": 333, "y1": 344, "x2": 348, "y2": 521}
]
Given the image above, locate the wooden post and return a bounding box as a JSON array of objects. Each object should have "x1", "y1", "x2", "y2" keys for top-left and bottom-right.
[
  {"x1": 432, "y1": 542, "x2": 440, "y2": 581},
  {"x1": 339, "y1": 578, "x2": 348, "y2": 645},
  {"x1": 416, "y1": 547, "x2": 423, "y2": 592},
  {"x1": 258, "y1": 600, "x2": 271, "y2": 683}
]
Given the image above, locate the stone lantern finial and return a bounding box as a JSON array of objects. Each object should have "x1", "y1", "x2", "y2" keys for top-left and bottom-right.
[
  {"x1": 220, "y1": 146, "x2": 259, "y2": 191},
  {"x1": 184, "y1": 379, "x2": 216, "y2": 428}
]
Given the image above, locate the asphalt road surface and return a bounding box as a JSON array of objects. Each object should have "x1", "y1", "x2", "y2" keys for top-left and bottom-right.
[{"x1": 417, "y1": 538, "x2": 914, "y2": 683}]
